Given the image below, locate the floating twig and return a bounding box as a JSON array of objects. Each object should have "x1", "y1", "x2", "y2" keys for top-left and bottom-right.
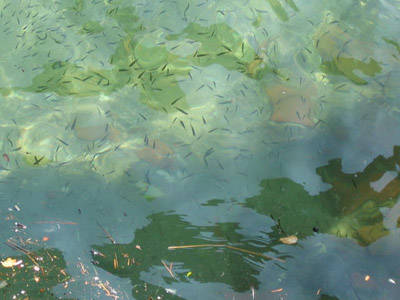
[
  {"x1": 168, "y1": 244, "x2": 285, "y2": 263},
  {"x1": 97, "y1": 221, "x2": 116, "y2": 244},
  {"x1": 34, "y1": 220, "x2": 77, "y2": 225},
  {"x1": 161, "y1": 260, "x2": 175, "y2": 278}
]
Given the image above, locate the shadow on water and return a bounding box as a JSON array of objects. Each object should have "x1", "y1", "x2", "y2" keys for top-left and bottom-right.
[{"x1": 0, "y1": 147, "x2": 399, "y2": 299}]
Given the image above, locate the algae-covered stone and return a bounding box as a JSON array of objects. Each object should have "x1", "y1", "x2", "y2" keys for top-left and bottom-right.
[
  {"x1": 265, "y1": 83, "x2": 318, "y2": 127},
  {"x1": 313, "y1": 12, "x2": 382, "y2": 84}
]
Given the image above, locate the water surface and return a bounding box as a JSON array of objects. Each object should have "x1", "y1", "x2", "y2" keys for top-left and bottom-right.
[{"x1": 0, "y1": 0, "x2": 399, "y2": 299}]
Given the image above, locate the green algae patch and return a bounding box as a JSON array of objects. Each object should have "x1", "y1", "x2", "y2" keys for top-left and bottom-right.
[
  {"x1": 72, "y1": 0, "x2": 85, "y2": 13},
  {"x1": 24, "y1": 61, "x2": 118, "y2": 97},
  {"x1": 166, "y1": 22, "x2": 268, "y2": 78},
  {"x1": 383, "y1": 37, "x2": 400, "y2": 55},
  {"x1": 267, "y1": 0, "x2": 289, "y2": 21},
  {"x1": 321, "y1": 57, "x2": 381, "y2": 85},
  {"x1": 246, "y1": 145, "x2": 400, "y2": 246},
  {"x1": 313, "y1": 13, "x2": 382, "y2": 85},
  {"x1": 285, "y1": 0, "x2": 299, "y2": 12},
  {"x1": 91, "y1": 213, "x2": 284, "y2": 299},
  {"x1": 107, "y1": 6, "x2": 141, "y2": 33},
  {"x1": 20, "y1": 19, "x2": 270, "y2": 112}
]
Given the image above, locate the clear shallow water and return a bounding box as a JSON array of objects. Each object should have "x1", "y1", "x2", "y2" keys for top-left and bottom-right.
[{"x1": 0, "y1": 0, "x2": 399, "y2": 299}]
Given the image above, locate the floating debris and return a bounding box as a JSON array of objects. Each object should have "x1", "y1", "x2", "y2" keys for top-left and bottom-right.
[
  {"x1": 279, "y1": 235, "x2": 298, "y2": 245},
  {"x1": 1, "y1": 258, "x2": 21, "y2": 268}
]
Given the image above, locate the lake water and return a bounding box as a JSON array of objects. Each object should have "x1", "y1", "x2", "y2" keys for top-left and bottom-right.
[{"x1": 0, "y1": 0, "x2": 399, "y2": 299}]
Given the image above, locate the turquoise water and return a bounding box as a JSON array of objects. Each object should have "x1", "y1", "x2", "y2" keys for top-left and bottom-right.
[{"x1": 0, "y1": 0, "x2": 399, "y2": 299}]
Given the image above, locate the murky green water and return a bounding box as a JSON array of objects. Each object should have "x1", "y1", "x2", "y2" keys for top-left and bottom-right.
[{"x1": 0, "y1": 0, "x2": 399, "y2": 299}]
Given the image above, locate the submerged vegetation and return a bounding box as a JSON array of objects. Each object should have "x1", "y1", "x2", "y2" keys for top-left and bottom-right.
[{"x1": 246, "y1": 145, "x2": 400, "y2": 246}]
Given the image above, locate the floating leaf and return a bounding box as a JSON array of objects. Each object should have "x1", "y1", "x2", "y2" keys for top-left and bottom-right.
[
  {"x1": 279, "y1": 235, "x2": 298, "y2": 245},
  {"x1": 1, "y1": 258, "x2": 19, "y2": 268}
]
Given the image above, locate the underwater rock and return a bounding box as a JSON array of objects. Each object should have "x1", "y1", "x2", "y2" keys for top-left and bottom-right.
[
  {"x1": 265, "y1": 84, "x2": 316, "y2": 126},
  {"x1": 73, "y1": 106, "x2": 109, "y2": 141},
  {"x1": 136, "y1": 139, "x2": 175, "y2": 169}
]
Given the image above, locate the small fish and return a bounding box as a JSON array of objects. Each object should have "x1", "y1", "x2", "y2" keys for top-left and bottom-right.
[
  {"x1": 223, "y1": 115, "x2": 229, "y2": 123},
  {"x1": 129, "y1": 59, "x2": 137, "y2": 67},
  {"x1": 176, "y1": 107, "x2": 188, "y2": 115},
  {"x1": 190, "y1": 124, "x2": 196, "y2": 136},
  {"x1": 33, "y1": 156, "x2": 44, "y2": 165},
  {"x1": 184, "y1": 2, "x2": 190, "y2": 16},
  {"x1": 335, "y1": 83, "x2": 347, "y2": 90},
  {"x1": 171, "y1": 97, "x2": 183, "y2": 105},
  {"x1": 138, "y1": 113, "x2": 147, "y2": 120},
  {"x1": 145, "y1": 170, "x2": 151, "y2": 184},
  {"x1": 351, "y1": 179, "x2": 357, "y2": 189},
  {"x1": 222, "y1": 45, "x2": 232, "y2": 52},
  {"x1": 170, "y1": 44, "x2": 180, "y2": 50},
  {"x1": 57, "y1": 138, "x2": 69, "y2": 146},
  {"x1": 218, "y1": 100, "x2": 232, "y2": 105},
  {"x1": 202, "y1": 116, "x2": 207, "y2": 124},
  {"x1": 196, "y1": 84, "x2": 205, "y2": 91},
  {"x1": 203, "y1": 147, "x2": 214, "y2": 166}
]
